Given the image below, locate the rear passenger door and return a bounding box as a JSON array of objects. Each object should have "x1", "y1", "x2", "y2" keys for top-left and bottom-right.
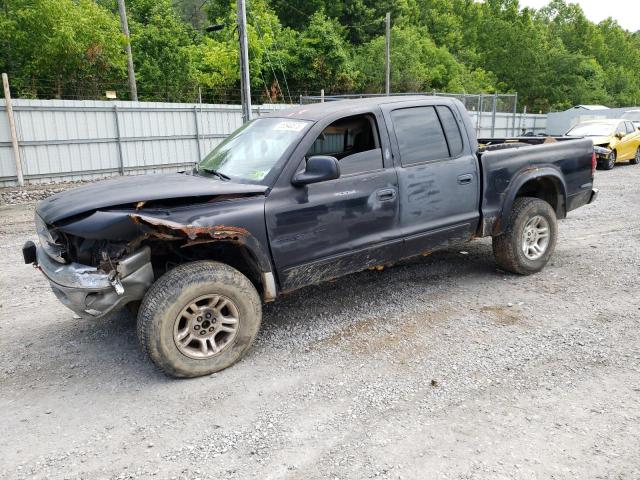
[{"x1": 383, "y1": 103, "x2": 480, "y2": 255}]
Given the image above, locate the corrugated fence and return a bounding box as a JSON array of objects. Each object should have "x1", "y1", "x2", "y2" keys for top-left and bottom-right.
[
  {"x1": 0, "y1": 100, "x2": 290, "y2": 187},
  {"x1": 0, "y1": 99, "x2": 546, "y2": 187}
]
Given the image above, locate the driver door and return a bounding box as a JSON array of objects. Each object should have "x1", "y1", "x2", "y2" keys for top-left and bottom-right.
[{"x1": 265, "y1": 111, "x2": 401, "y2": 291}]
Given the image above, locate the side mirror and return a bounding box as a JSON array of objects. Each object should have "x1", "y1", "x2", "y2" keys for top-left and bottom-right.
[
  {"x1": 615, "y1": 131, "x2": 625, "y2": 139},
  {"x1": 292, "y1": 155, "x2": 340, "y2": 186}
]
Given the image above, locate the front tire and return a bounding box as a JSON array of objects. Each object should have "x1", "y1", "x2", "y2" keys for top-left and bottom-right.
[
  {"x1": 137, "y1": 261, "x2": 262, "y2": 378},
  {"x1": 631, "y1": 147, "x2": 640, "y2": 165},
  {"x1": 603, "y1": 150, "x2": 616, "y2": 170},
  {"x1": 492, "y1": 197, "x2": 558, "y2": 275}
]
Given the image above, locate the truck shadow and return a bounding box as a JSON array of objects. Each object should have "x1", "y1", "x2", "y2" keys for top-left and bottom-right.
[
  {"x1": 259, "y1": 240, "x2": 497, "y2": 341},
  {"x1": 3, "y1": 241, "x2": 498, "y2": 385}
]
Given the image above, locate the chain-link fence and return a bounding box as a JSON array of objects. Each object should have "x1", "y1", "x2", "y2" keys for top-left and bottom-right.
[{"x1": 298, "y1": 92, "x2": 544, "y2": 138}]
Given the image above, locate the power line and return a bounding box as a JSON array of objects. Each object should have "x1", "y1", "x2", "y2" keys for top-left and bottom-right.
[
  {"x1": 265, "y1": 15, "x2": 294, "y2": 104},
  {"x1": 250, "y1": 12, "x2": 290, "y2": 104}
]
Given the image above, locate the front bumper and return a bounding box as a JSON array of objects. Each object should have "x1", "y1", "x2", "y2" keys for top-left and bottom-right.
[
  {"x1": 24, "y1": 243, "x2": 154, "y2": 319},
  {"x1": 593, "y1": 145, "x2": 612, "y2": 163}
]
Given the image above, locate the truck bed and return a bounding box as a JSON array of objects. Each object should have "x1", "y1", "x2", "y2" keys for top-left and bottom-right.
[{"x1": 475, "y1": 137, "x2": 595, "y2": 237}]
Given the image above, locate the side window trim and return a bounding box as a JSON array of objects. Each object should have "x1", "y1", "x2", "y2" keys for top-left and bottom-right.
[{"x1": 436, "y1": 105, "x2": 465, "y2": 159}]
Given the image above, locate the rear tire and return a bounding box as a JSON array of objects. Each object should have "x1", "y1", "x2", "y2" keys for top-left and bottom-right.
[
  {"x1": 631, "y1": 147, "x2": 640, "y2": 165},
  {"x1": 137, "y1": 261, "x2": 262, "y2": 378},
  {"x1": 492, "y1": 197, "x2": 558, "y2": 275}
]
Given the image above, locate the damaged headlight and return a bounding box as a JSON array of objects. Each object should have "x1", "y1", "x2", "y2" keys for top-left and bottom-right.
[
  {"x1": 35, "y1": 213, "x2": 66, "y2": 263},
  {"x1": 593, "y1": 145, "x2": 612, "y2": 159}
]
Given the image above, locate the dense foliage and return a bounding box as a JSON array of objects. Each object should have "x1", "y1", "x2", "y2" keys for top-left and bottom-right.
[{"x1": 1, "y1": 0, "x2": 639, "y2": 111}]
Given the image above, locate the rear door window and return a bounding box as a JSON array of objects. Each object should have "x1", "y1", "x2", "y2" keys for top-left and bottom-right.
[
  {"x1": 391, "y1": 106, "x2": 449, "y2": 166},
  {"x1": 436, "y1": 106, "x2": 464, "y2": 156}
]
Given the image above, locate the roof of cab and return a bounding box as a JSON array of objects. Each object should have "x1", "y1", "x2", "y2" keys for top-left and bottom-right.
[{"x1": 262, "y1": 95, "x2": 445, "y2": 121}]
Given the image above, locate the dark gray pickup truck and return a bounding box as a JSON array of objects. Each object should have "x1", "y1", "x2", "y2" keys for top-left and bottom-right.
[{"x1": 23, "y1": 96, "x2": 598, "y2": 377}]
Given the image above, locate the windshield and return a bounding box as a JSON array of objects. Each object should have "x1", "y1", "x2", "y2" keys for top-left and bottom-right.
[
  {"x1": 566, "y1": 123, "x2": 616, "y2": 136},
  {"x1": 198, "y1": 118, "x2": 311, "y2": 183}
]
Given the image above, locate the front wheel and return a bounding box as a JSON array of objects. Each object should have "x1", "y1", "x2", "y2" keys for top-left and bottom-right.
[
  {"x1": 631, "y1": 147, "x2": 640, "y2": 165},
  {"x1": 492, "y1": 197, "x2": 558, "y2": 275},
  {"x1": 137, "y1": 261, "x2": 262, "y2": 378},
  {"x1": 603, "y1": 150, "x2": 616, "y2": 170}
]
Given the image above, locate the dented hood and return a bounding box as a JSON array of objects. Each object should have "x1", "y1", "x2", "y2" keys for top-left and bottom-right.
[{"x1": 37, "y1": 173, "x2": 268, "y2": 224}]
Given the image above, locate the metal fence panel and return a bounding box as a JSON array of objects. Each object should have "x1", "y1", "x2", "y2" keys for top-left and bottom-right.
[
  {"x1": 0, "y1": 99, "x2": 290, "y2": 187},
  {"x1": 0, "y1": 99, "x2": 544, "y2": 187},
  {"x1": 546, "y1": 107, "x2": 639, "y2": 135}
]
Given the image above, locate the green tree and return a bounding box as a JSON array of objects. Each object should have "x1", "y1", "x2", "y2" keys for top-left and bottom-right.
[
  {"x1": 289, "y1": 12, "x2": 357, "y2": 92},
  {"x1": 356, "y1": 25, "x2": 495, "y2": 93},
  {"x1": 1, "y1": 0, "x2": 126, "y2": 98}
]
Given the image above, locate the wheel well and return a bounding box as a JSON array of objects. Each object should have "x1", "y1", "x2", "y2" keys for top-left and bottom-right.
[
  {"x1": 514, "y1": 176, "x2": 565, "y2": 218},
  {"x1": 146, "y1": 239, "x2": 265, "y2": 297}
]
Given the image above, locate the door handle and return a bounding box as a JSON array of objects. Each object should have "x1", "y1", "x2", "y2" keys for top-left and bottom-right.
[
  {"x1": 376, "y1": 188, "x2": 397, "y2": 202},
  {"x1": 457, "y1": 174, "x2": 473, "y2": 185}
]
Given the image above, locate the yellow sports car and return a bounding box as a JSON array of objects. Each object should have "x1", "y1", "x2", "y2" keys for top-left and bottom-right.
[{"x1": 565, "y1": 119, "x2": 640, "y2": 170}]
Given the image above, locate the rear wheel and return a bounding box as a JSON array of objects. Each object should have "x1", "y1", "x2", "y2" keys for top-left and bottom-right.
[
  {"x1": 137, "y1": 261, "x2": 262, "y2": 378},
  {"x1": 603, "y1": 150, "x2": 616, "y2": 170},
  {"x1": 631, "y1": 147, "x2": 640, "y2": 165},
  {"x1": 492, "y1": 197, "x2": 558, "y2": 275}
]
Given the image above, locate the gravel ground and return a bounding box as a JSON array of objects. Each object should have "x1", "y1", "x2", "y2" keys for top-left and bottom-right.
[
  {"x1": 0, "y1": 180, "x2": 96, "y2": 205},
  {"x1": 0, "y1": 165, "x2": 639, "y2": 480}
]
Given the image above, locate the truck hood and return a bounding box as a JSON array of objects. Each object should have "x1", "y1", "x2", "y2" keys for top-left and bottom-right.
[{"x1": 37, "y1": 173, "x2": 268, "y2": 224}]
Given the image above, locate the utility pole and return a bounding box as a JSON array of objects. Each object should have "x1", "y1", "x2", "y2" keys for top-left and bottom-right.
[
  {"x1": 385, "y1": 12, "x2": 391, "y2": 96},
  {"x1": 237, "y1": 0, "x2": 252, "y2": 122},
  {"x1": 117, "y1": 0, "x2": 138, "y2": 101},
  {"x1": 2, "y1": 73, "x2": 24, "y2": 186}
]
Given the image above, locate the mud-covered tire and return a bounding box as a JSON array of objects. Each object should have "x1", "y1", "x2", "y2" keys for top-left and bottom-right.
[
  {"x1": 137, "y1": 261, "x2": 261, "y2": 378},
  {"x1": 492, "y1": 197, "x2": 558, "y2": 275}
]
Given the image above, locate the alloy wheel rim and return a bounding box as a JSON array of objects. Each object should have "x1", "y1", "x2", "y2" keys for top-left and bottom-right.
[
  {"x1": 173, "y1": 294, "x2": 240, "y2": 359},
  {"x1": 609, "y1": 151, "x2": 616, "y2": 168},
  {"x1": 522, "y1": 215, "x2": 550, "y2": 260}
]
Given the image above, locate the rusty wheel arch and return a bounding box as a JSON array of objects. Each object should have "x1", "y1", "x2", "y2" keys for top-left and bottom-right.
[{"x1": 128, "y1": 214, "x2": 276, "y2": 301}]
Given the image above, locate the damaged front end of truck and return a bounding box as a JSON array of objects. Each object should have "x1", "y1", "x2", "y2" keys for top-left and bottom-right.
[{"x1": 23, "y1": 173, "x2": 275, "y2": 319}]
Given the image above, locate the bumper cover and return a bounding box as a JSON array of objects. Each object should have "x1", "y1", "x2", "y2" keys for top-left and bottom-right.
[{"x1": 29, "y1": 245, "x2": 154, "y2": 319}]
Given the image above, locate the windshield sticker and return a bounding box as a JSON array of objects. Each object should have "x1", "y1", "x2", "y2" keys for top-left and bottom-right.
[{"x1": 273, "y1": 121, "x2": 307, "y2": 132}]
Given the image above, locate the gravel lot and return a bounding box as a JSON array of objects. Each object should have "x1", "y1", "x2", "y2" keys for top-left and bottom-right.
[{"x1": 1, "y1": 165, "x2": 639, "y2": 480}]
